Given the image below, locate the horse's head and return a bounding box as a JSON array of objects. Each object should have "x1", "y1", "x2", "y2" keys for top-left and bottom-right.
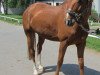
[{"x1": 65, "y1": 0, "x2": 93, "y2": 26}]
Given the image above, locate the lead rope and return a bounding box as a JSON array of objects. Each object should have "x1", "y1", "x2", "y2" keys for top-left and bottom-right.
[{"x1": 78, "y1": 24, "x2": 90, "y2": 33}]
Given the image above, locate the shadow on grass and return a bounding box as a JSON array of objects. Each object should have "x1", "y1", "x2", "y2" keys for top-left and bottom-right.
[{"x1": 44, "y1": 64, "x2": 100, "y2": 75}]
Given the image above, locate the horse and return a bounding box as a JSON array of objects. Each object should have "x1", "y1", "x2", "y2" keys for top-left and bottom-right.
[{"x1": 22, "y1": 0, "x2": 93, "y2": 75}]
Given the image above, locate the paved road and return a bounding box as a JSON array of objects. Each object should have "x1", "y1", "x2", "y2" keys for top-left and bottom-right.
[{"x1": 0, "y1": 21, "x2": 100, "y2": 75}]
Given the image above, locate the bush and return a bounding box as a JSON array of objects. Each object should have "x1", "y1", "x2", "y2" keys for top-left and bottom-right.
[
  {"x1": 7, "y1": 0, "x2": 17, "y2": 8},
  {"x1": 25, "y1": 0, "x2": 31, "y2": 7},
  {"x1": 95, "y1": 28, "x2": 100, "y2": 35},
  {"x1": 6, "y1": 0, "x2": 26, "y2": 8},
  {"x1": 16, "y1": 0, "x2": 25, "y2": 8},
  {"x1": 89, "y1": 9, "x2": 100, "y2": 22},
  {"x1": 3, "y1": 0, "x2": 31, "y2": 8}
]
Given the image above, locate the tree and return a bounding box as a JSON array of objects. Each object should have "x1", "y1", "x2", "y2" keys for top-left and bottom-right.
[
  {"x1": 4, "y1": 0, "x2": 8, "y2": 14},
  {"x1": 25, "y1": 0, "x2": 31, "y2": 7}
]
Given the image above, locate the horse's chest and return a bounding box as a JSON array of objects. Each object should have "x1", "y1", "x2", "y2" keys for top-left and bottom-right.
[{"x1": 67, "y1": 31, "x2": 87, "y2": 45}]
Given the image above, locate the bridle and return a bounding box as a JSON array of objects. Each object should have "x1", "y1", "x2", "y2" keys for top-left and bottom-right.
[{"x1": 65, "y1": 0, "x2": 92, "y2": 33}]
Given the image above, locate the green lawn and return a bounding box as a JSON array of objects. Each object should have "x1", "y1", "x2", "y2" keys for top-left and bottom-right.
[
  {"x1": 86, "y1": 36, "x2": 100, "y2": 52},
  {"x1": 0, "y1": 14, "x2": 22, "y2": 24},
  {"x1": 0, "y1": 14, "x2": 22, "y2": 19},
  {"x1": 90, "y1": 23, "x2": 100, "y2": 26}
]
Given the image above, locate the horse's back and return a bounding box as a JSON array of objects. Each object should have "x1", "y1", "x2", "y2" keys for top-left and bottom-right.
[{"x1": 23, "y1": 2, "x2": 50, "y2": 30}]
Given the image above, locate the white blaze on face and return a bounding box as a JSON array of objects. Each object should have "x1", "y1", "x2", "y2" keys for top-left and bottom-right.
[
  {"x1": 66, "y1": 13, "x2": 70, "y2": 18},
  {"x1": 66, "y1": 8, "x2": 72, "y2": 19}
]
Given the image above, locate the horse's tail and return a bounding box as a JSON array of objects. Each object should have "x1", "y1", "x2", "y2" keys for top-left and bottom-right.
[
  {"x1": 29, "y1": 31, "x2": 36, "y2": 61},
  {"x1": 24, "y1": 29, "x2": 36, "y2": 60}
]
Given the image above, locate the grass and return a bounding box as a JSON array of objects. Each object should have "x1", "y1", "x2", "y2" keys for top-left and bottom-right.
[
  {"x1": 0, "y1": 14, "x2": 22, "y2": 19},
  {"x1": 0, "y1": 14, "x2": 22, "y2": 25},
  {"x1": 89, "y1": 23, "x2": 100, "y2": 26},
  {"x1": 86, "y1": 36, "x2": 100, "y2": 52}
]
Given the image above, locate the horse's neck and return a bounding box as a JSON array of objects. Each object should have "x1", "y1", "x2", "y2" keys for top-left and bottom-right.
[{"x1": 62, "y1": 0, "x2": 71, "y2": 8}]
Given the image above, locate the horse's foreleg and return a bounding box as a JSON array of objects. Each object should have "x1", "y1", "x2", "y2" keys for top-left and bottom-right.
[
  {"x1": 25, "y1": 30, "x2": 38, "y2": 75},
  {"x1": 55, "y1": 41, "x2": 67, "y2": 75},
  {"x1": 37, "y1": 36, "x2": 45, "y2": 73},
  {"x1": 76, "y1": 41, "x2": 86, "y2": 75}
]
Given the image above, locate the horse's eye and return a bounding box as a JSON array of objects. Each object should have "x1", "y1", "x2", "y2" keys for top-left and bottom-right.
[
  {"x1": 78, "y1": 0, "x2": 89, "y2": 4},
  {"x1": 78, "y1": 0, "x2": 84, "y2": 3}
]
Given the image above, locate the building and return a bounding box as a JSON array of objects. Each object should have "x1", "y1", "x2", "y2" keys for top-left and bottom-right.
[
  {"x1": 0, "y1": 0, "x2": 64, "y2": 14},
  {"x1": 34, "y1": 0, "x2": 99, "y2": 14},
  {"x1": 34, "y1": 0, "x2": 64, "y2": 6},
  {"x1": 93, "y1": 0, "x2": 100, "y2": 14}
]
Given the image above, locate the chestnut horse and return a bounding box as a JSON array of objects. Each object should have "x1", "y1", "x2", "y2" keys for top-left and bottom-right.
[{"x1": 23, "y1": 0, "x2": 93, "y2": 75}]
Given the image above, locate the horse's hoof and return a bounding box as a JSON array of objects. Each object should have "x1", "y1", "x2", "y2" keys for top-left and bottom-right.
[
  {"x1": 33, "y1": 69, "x2": 38, "y2": 75},
  {"x1": 38, "y1": 65, "x2": 44, "y2": 74}
]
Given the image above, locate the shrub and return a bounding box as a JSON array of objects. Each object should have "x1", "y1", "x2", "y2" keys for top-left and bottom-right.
[
  {"x1": 16, "y1": 0, "x2": 25, "y2": 8},
  {"x1": 95, "y1": 28, "x2": 100, "y2": 35},
  {"x1": 7, "y1": 0, "x2": 17, "y2": 8},
  {"x1": 89, "y1": 9, "x2": 100, "y2": 22},
  {"x1": 6, "y1": 0, "x2": 26, "y2": 8},
  {"x1": 86, "y1": 37, "x2": 100, "y2": 52}
]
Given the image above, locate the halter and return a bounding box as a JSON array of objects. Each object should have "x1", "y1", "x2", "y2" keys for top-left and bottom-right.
[{"x1": 65, "y1": 0, "x2": 92, "y2": 33}]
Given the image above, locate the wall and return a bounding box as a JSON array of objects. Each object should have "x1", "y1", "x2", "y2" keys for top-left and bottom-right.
[{"x1": 7, "y1": 7, "x2": 25, "y2": 14}]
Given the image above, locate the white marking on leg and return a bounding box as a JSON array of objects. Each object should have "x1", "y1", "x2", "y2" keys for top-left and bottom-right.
[
  {"x1": 37, "y1": 54, "x2": 44, "y2": 73},
  {"x1": 37, "y1": 54, "x2": 41, "y2": 65},
  {"x1": 33, "y1": 69, "x2": 38, "y2": 75},
  {"x1": 33, "y1": 62, "x2": 38, "y2": 75}
]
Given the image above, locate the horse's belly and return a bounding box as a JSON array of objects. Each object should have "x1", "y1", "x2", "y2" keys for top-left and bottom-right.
[
  {"x1": 43, "y1": 35, "x2": 59, "y2": 41},
  {"x1": 36, "y1": 28, "x2": 59, "y2": 41}
]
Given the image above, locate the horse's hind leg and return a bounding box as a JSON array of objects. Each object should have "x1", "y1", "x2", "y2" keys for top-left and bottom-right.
[
  {"x1": 25, "y1": 30, "x2": 38, "y2": 75},
  {"x1": 76, "y1": 41, "x2": 86, "y2": 75},
  {"x1": 37, "y1": 36, "x2": 45, "y2": 73}
]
